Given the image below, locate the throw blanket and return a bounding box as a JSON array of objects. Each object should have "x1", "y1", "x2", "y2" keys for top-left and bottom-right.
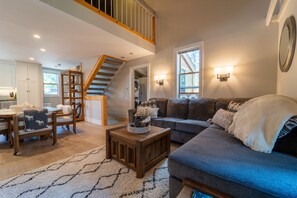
[{"x1": 228, "y1": 94, "x2": 297, "y2": 153}]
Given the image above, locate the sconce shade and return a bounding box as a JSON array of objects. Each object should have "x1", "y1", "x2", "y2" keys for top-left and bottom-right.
[{"x1": 214, "y1": 66, "x2": 233, "y2": 81}]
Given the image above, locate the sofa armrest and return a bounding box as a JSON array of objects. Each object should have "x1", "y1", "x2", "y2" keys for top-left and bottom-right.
[{"x1": 128, "y1": 108, "x2": 137, "y2": 123}]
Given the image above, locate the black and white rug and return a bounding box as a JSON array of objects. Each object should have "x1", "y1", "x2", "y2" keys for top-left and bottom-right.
[{"x1": 0, "y1": 146, "x2": 169, "y2": 198}]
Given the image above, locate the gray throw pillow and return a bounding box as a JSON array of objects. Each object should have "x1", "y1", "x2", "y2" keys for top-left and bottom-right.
[
  {"x1": 212, "y1": 109, "x2": 235, "y2": 131},
  {"x1": 227, "y1": 101, "x2": 243, "y2": 112}
]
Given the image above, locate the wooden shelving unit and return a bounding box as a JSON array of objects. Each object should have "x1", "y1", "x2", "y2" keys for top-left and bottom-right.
[{"x1": 61, "y1": 70, "x2": 84, "y2": 121}]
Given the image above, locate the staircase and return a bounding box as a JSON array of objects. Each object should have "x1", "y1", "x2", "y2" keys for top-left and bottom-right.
[{"x1": 84, "y1": 55, "x2": 126, "y2": 96}]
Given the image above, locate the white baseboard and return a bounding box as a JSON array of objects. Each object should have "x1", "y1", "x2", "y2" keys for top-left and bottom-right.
[{"x1": 85, "y1": 117, "x2": 102, "y2": 125}]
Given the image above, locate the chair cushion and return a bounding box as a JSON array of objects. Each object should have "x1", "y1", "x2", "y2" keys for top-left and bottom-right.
[
  {"x1": 166, "y1": 98, "x2": 189, "y2": 119},
  {"x1": 188, "y1": 98, "x2": 216, "y2": 121},
  {"x1": 57, "y1": 116, "x2": 73, "y2": 123},
  {"x1": 175, "y1": 119, "x2": 210, "y2": 134},
  {"x1": 151, "y1": 117, "x2": 184, "y2": 129},
  {"x1": 19, "y1": 126, "x2": 53, "y2": 135},
  {"x1": 168, "y1": 128, "x2": 297, "y2": 198},
  {"x1": 24, "y1": 110, "x2": 48, "y2": 132}
]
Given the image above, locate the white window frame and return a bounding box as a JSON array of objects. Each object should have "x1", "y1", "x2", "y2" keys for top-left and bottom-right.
[
  {"x1": 174, "y1": 41, "x2": 204, "y2": 98},
  {"x1": 43, "y1": 70, "x2": 60, "y2": 97}
]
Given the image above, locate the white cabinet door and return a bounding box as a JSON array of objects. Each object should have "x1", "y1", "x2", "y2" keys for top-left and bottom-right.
[
  {"x1": 0, "y1": 60, "x2": 16, "y2": 87},
  {"x1": 16, "y1": 62, "x2": 28, "y2": 81},
  {"x1": 16, "y1": 61, "x2": 42, "y2": 107},
  {"x1": 17, "y1": 79, "x2": 28, "y2": 104},
  {"x1": 27, "y1": 80, "x2": 39, "y2": 106}
]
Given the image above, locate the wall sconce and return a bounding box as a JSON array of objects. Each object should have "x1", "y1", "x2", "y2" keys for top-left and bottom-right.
[
  {"x1": 214, "y1": 66, "x2": 234, "y2": 81},
  {"x1": 154, "y1": 74, "x2": 166, "y2": 85}
]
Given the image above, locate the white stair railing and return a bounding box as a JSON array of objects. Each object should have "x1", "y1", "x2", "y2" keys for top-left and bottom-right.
[{"x1": 75, "y1": 0, "x2": 155, "y2": 44}]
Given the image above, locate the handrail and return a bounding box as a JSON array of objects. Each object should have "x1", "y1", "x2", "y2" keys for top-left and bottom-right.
[
  {"x1": 74, "y1": 0, "x2": 155, "y2": 44},
  {"x1": 83, "y1": 55, "x2": 107, "y2": 93}
]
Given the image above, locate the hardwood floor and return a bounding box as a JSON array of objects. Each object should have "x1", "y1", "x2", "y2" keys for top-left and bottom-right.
[{"x1": 0, "y1": 121, "x2": 126, "y2": 181}]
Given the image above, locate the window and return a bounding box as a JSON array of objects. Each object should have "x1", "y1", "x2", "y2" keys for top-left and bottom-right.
[
  {"x1": 176, "y1": 45, "x2": 202, "y2": 99},
  {"x1": 43, "y1": 72, "x2": 59, "y2": 96}
]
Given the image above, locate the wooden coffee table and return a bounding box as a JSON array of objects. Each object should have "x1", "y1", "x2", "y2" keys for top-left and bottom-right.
[{"x1": 106, "y1": 125, "x2": 170, "y2": 178}]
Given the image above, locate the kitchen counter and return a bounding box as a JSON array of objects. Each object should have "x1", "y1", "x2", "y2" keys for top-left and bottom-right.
[{"x1": 0, "y1": 99, "x2": 16, "y2": 102}]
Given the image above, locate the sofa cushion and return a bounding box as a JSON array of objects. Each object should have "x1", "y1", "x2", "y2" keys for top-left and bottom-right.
[
  {"x1": 175, "y1": 119, "x2": 210, "y2": 134},
  {"x1": 188, "y1": 98, "x2": 216, "y2": 121},
  {"x1": 168, "y1": 128, "x2": 297, "y2": 198},
  {"x1": 151, "y1": 117, "x2": 184, "y2": 129},
  {"x1": 215, "y1": 98, "x2": 250, "y2": 112},
  {"x1": 149, "y1": 98, "x2": 168, "y2": 117},
  {"x1": 166, "y1": 98, "x2": 189, "y2": 119}
]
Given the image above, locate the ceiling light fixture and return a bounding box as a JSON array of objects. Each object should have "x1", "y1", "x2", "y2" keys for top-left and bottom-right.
[
  {"x1": 40, "y1": 48, "x2": 46, "y2": 52},
  {"x1": 29, "y1": 57, "x2": 35, "y2": 60},
  {"x1": 33, "y1": 34, "x2": 41, "y2": 39}
]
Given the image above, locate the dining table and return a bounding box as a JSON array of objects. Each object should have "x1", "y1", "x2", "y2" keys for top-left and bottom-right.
[{"x1": 0, "y1": 107, "x2": 61, "y2": 147}]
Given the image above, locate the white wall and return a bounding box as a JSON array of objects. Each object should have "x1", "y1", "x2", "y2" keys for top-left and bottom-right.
[
  {"x1": 107, "y1": 0, "x2": 279, "y2": 118},
  {"x1": 276, "y1": 0, "x2": 297, "y2": 99}
]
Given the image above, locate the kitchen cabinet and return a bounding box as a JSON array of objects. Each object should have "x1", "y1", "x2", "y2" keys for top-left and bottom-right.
[
  {"x1": 0, "y1": 60, "x2": 15, "y2": 88},
  {"x1": 16, "y1": 61, "x2": 43, "y2": 107}
]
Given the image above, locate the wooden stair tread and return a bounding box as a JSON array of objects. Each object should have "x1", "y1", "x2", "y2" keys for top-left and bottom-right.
[
  {"x1": 86, "y1": 92, "x2": 103, "y2": 95},
  {"x1": 91, "y1": 83, "x2": 109, "y2": 86},
  {"x1": 88, "y1": 88, "x2": 105, "y2": 90},
  {"x1": 97, "y1": 72, "x2": 114, "y2": 77},
  {"x1": 94, "y1": 78, "x2": 111, "y2": 81},
  {"x1": 101, "y1": 66, "x2": 118, "y2": 71},
  {"x1": 104, "y1": 59, "x2": 123, "y2": 65}
]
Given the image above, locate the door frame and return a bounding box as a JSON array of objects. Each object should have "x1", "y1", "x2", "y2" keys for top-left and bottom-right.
[{"x1": 129, "y1": 63, "x2": 151, "y2": 109}]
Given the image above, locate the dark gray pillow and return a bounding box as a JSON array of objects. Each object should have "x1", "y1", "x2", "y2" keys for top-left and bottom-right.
[
  {"x1": 188, "y1": 98, "x2": 216, "y2": 121},
  {"x1": 274, "y1": 127, "x2": 297, "y2": 156},
  {"x1": 24, "y1": 109, "x2": 48, "y2": 132},
  {"x1": 278, "y1": 116, "x2": 297, "y2": 138}
]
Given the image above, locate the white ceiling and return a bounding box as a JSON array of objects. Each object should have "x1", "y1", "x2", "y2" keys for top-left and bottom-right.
[{"x1": 0, "y1": 0, "x2": 154, "y2": 70}]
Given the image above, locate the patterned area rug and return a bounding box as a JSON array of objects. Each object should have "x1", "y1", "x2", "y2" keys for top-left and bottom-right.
[{"x1": 0, "y1": 146, "x2": 169, "y2": 198}]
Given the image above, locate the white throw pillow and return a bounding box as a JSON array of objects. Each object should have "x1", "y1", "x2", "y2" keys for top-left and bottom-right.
[
  {"x1": 62, "y1": 105, "x2": 72, "y2": 114},
  {"x1": 212, "y1": 109, "x2": 235, "y2": 131}
]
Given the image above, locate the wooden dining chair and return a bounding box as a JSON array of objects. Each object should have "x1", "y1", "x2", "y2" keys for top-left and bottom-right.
[
  {"x1": 56, "y1": 105, "x2": 77, "y2": 134},
  {"x1": 0, "y1": 118, "x2": 13, "y2": 147},
  {"x1": 13, "y1": 110, "x2": 57, "y2": 155}
]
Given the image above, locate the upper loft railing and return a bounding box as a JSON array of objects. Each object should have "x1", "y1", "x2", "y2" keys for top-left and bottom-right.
[{"x1": 74, "y1": 0, "x2": 155, "y2": 44}]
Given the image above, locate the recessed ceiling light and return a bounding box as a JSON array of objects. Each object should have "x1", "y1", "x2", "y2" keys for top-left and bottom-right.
[
  {"x1": 40, "y1": 48, "x2": 46, "y2": 52},
  {"x1": 29, "y1": 57, "x2": 35, "y2": 60},
  {"x1": 33, "y1": 34, "x2": 40, "y2": 39}
]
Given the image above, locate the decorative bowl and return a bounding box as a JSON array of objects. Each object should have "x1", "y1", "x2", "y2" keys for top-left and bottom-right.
[{"x1": 127, "y1": 124, "x2": 150, "y2": 134}]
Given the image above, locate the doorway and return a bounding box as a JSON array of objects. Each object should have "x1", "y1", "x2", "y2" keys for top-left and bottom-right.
[{"x1": 130, "y1": 64, "x2": 150, "y2": 108}]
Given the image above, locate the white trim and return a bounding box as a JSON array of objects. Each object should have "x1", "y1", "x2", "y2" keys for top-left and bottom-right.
[
  {"x1": 266, "y1": 0, "x2": 278, "y2": 26},
  {"x1": 129, "y1": 63, "x2": 151, "y2": 109},
  {"x1": 174, "y1": 41, "x2": 204, "y2": 98},
  {"x1": 266, "y1": 0, "x2": 289, "y2": 25}
]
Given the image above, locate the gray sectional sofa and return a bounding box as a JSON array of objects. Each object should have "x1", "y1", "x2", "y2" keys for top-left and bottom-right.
[
  {"x1": 129, "y1": 97, "x2": 248, "y2": 143},
  {"x1": 129, "y1": 97, "x2": 297, "y2": 197}
]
